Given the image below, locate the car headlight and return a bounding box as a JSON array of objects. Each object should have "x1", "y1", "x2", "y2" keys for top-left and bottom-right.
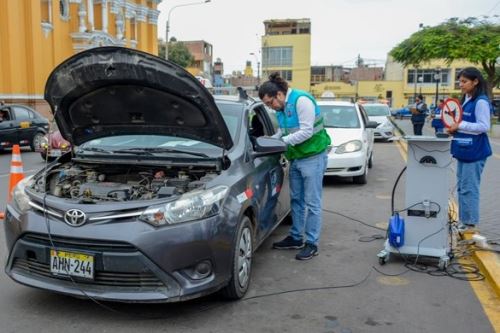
[
  {"x1": 139, "y1": 185, "x2": 229, "y2": 226},
  {"x1": 335, "y1": 140, "x2": 362, "y2": 154},
  {"x1": 11, "y1": 176, "x2": 34, "y2": 213}
]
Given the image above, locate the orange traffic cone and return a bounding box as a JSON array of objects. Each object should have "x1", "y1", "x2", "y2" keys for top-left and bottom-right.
[{"x1": 8, "y1": 144, "x2": 24, "y2": 202}]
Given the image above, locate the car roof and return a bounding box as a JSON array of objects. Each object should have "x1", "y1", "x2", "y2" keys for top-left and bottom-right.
[
  {"x1": 317, "y1": 100, "x2": 355, "y2": 106},
  {"x1": 363, "y1": 103, "x2": 389, "y2": 107}
]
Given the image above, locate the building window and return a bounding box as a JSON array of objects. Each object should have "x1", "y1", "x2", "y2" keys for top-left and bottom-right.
[
  {"x1": 59, "y1": 0, "x2": 69, "y2": 20},
  {"x1": 407, "y1": 68, "x2": 449, "y2": 86},
  {"x1": 41, "y1": 0, "x2": 52, "y2": 23},
  {"x1": 262, "y1": 47, "x2": 293, "y2": 67}
]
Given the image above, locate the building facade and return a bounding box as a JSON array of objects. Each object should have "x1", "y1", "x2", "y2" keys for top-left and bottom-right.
[
  {"x1": 0, "y1": 0, "x2": 161, "y2": 116},
  {"x1": 183, "y1": 40, "x2": 213, "y2": 81},
  {"x1": 261, "y1": 18, "x2": 311, "y2": 91}
]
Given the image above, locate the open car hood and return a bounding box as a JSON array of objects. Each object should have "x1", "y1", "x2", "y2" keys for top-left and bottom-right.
[{"x1": 44, "y1": 47, "x2": 232, "y2": 149}]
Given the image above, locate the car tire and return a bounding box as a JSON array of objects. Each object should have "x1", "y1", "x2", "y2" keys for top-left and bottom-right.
[
  {"x1": 31, "y1": 132, "x2": 45, "y2": 151},
  {"x1": 353, "y1": 166, "x2": 368, "y2": 185},
  {"x1": 221, "y1": 216, "x2": 253, "y2": 300},
  {"x1": 368, "y1": 153, "x2": 373, "y2": 169}
]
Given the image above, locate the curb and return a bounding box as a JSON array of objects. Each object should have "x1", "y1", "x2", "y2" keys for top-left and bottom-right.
[
  {"x1": 391, "y1": 117, "x2": 500, "y2": 297},
  {"x1": 463, "y1": 233, "x2": 500, "y2": 298}
]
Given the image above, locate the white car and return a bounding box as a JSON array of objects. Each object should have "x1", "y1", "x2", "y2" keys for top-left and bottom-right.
[
  {"x1": 362, "y1": 103, "x2": 394, "y2": 140},
  {"x1": 318, "y1": 100, "x2": 377, "y2": 184}
]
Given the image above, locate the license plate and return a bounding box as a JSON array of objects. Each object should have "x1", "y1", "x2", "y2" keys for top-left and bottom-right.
[
  {"x1": 49, "y1": 149, "x2": 62, "y2": 157},
  {"x1": 50, "y1": 249, "x2": 94, "y2": 279}
]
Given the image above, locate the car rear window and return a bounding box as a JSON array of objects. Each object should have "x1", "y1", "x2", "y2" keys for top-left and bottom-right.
[{"x1": 363, "y1": 104, "x2": 390, "y2": 116}]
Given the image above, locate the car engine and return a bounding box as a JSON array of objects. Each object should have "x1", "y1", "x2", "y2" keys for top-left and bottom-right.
[{"x1": 32, "y1": 162, "x2": 219, "y2": 203}]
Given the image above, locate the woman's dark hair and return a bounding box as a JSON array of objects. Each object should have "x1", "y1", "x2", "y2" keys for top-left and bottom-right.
[
  {"x1": 258, "y1": 72, "x2": 288, "y2": 99},
  {"x1": 457, "y1": 67, "x2": 488, "y2": 102}
]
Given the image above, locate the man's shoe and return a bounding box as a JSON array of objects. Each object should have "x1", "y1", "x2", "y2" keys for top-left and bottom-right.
[
  {"x1": 295, "y1": 243, "x2": 319, "y2": 260},
  {"x1": 272, "y1": 236, "x2": 304, "y2": 249}
]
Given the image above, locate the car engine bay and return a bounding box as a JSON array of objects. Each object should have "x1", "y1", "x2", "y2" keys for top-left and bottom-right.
[{"x1": 31, "y1": 162, "x2": 219, "y2": 203}]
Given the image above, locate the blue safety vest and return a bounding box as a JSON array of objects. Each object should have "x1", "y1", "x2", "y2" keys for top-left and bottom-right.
[
  {"x1": 431, "y1": 107, "x2": 444, "y2": 128},
  {"x1": 451, "y1": 95, "x2": 492, "y2": 162},
  {"x1": 276, "y1": 89, "x2": 331, "y2": 160}
]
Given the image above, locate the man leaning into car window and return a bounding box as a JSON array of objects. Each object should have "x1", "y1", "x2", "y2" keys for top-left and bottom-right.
[{"x1": 259, "y1": 72, "x2": 331, "y2": 260}]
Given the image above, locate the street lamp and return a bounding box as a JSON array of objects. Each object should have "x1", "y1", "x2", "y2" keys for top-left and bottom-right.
[
  {"x1": 249, "y1": 52, "x2": 260, "y2": 86},
  {"x1": 165, "y1": 0, "x2": 211, "y2": 60},
  {"x1": 434, "y1": 67, "x2": 441, "y2": 109}
]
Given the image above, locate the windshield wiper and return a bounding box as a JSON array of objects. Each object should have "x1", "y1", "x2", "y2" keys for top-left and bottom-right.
[
  {"x1": 141, "y1": 147, "x2": 209, "y2": 158},
  {"x1": 77, "y1": 147, "x2": 113, "y2": 154},
  {"x1": 111, "y1": 148, "x2": 155, "y2": 156}
]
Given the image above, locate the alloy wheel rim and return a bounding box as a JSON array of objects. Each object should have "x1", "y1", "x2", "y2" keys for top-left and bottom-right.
[{"x1": 237, "y1": 227, "x2": 252, "y2": 288}]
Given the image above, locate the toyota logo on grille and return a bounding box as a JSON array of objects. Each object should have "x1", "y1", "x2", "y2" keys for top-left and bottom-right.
[{"x1": 64, "y1": 209, "x2": 87, "y2": 227}]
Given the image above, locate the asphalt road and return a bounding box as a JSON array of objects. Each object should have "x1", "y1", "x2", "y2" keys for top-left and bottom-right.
[{"x1": 0, "y1": 142, "x2": 496, "y2": 333}]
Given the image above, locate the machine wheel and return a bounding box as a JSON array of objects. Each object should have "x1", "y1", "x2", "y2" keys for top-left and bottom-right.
[
  {"x1": 221, "y1": 216, "x2": 254, "y2": 300},
  {"x1": 438, "y1": 256, "x2": 450, "y2": 270},
  {"x1": 378, "y1": 257, "x2": 387, "y2": 265}
]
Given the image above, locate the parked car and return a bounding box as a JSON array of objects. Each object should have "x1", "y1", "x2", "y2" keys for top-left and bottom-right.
[
  {"x1": 318, "y1": 100, "x2": 377, "y2": 184},
  {"x1": 0, "y1": 103, "x2": 49, "y2": 152},
  {"x1": 37, "y1": 128, "x2": 72, "y2": 161},
  {"x1": 392, "y1": 105, "x2": 412, "y2": 119},
  {"x1": 363, "y1": 103, "x2": 395, "y2": 140},
  {"x1": 4, "y1": 47, "x2": 291, "y2": 303}
]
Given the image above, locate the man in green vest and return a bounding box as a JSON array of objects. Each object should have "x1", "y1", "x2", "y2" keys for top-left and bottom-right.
[{"x1": 259, "y1": 72, "x2": 331, "y2": 260}]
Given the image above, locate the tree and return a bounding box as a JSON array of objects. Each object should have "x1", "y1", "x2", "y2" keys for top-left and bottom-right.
[
  {"x1": 390, "y1": 17, "x2": 500, "y2": 98},
  {"x1": 157, "y1": 38, "x2": 194, "y2": 68}
]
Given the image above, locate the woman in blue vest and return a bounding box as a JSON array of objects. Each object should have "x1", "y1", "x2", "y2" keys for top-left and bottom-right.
[
  {"x1": 448, "y1": 67, "x2": 492, "y2": 231},
  {"x1": 258, "y1": 72, "x2": 331, "y2": 260}
]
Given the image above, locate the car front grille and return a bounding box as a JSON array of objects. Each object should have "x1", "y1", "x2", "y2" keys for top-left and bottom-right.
[
  {"x1": 22, "y1": 233, "x2": 136, "y2": 252},
  {"x1": 12, "y1": 258, "x2": 164, "y2": 288}
]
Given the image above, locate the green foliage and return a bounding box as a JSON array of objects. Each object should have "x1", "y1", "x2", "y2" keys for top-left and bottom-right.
[
  {"x1": 168, "y1": 42, "x2": 194, "y2": 68},
  {"x1": 390, "y1": 17, "x2": 500, "y2": 97}
]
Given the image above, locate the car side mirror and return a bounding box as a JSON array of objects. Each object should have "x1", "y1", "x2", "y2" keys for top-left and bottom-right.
[
  {"x1": 366, "y1": 121, "x2": 379, "y2": 129},
  {"x1": 252, "y1": 137, "x2": 286, "y2": 157}
]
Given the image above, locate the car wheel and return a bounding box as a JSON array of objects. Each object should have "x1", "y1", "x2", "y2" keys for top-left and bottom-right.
[
  {"x1": 353, "y1": 166, "x2": 368, "y2": 185},
  {"x1": 368, "y1": 152, "x2": 373, "y2": 169},
  {"x1": 31, "y1": 132, "x2": 45, "y2": 151},
  {"x1": 221, "y1": 216, "x2": 253, "y2": 300}
]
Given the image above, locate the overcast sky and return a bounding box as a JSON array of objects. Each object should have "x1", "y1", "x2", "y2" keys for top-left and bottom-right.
[{"x1": 156, "y1": 0, "x2": 500, "y2": 74}]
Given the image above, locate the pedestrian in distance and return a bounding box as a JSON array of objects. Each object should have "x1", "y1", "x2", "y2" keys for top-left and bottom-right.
[
  {"x1": 258, "y1": 72, "x2": 331, "y2": 260},
  {"x1": 447, "y1": 67, "x2": 492, "y2": 232},
  {"x1": 430, "y1": 99, "x2": 445, "y2": 134},
  {"x1": 411, "y1": 94, "x2": 428, "y2": 135}
]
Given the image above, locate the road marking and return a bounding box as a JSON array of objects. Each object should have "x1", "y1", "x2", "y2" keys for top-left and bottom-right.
[
  {"x1": 376, "y1": 276, "x2": 409, "y2": 286},
  {"x1": 375, "y1": 194, "x2": 391, "y2": 200}
]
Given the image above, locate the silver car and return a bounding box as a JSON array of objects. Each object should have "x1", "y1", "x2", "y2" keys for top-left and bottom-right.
[
  {"x1": 363, "y1": 103, "x2": 395, "y2": 140},
  {"x1": 4, "y1": 47, "x2": 290, "y2": 303}
]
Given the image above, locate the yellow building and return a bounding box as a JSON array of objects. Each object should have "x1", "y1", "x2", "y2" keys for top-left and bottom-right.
[
  {"x1": 0, "y1": 0, "x2": 162, "y2": 116},
  {"x1": 261, "y1": 19, "x2": 311, "y2": 91}
]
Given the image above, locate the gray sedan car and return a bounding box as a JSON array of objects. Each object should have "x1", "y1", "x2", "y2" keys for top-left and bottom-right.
[{"x1": 4, "y1": 47, "x2": 290, "y2": 302}]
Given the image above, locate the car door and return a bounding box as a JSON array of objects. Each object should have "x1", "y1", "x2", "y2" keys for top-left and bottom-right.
[
  {"x1": 0, "y1": 107, "x2": 18, "y2": 148},
  {"x1": 12, "y1": 106, "x2": 35, "y2": 146},
  {"x1": 248, "y1": 105, "x2": 290, "y2": 242},
  {"x1": 357, "y1": 104, "x2": 374, "y2": 161}
]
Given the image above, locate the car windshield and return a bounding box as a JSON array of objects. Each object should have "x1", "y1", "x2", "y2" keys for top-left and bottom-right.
[
  {"x1": 320, "y1": 105, "x2": 360, "y2": 128},
  {"x1": 79, "y1": 102, "x2": 243, "y2": 156},
  {"x1": 363, "y1": 105, "x2": 390, "y2": 116}
]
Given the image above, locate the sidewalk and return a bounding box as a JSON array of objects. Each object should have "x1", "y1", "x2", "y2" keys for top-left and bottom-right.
[{"x1": 390, "y1": 117, "x2": 500, "y2": 298}]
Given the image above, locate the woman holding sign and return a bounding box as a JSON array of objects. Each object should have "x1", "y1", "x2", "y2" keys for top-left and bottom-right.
[{"x1": 447, "y1": 67, "x2": 492, "y2": 231}]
